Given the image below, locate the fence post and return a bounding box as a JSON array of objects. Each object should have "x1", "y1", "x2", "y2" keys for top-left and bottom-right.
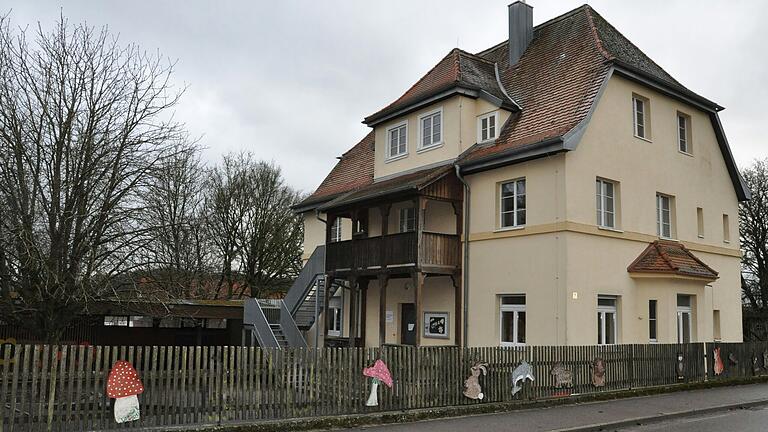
[{"x1": 702, "y1": 342, "x2": 708, "y2": 382}]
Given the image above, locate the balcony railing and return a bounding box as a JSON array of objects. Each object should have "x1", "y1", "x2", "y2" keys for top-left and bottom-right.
[{"x1": 326, "y1": 231, "x2": 459, "y2": 273}]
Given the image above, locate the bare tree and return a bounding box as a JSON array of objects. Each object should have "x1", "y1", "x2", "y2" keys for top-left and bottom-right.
[
  {"x1": 740, "y1": 159, "x2": 768, "y2": 340},
  {"x1": 204, "y1": 153, "x2": 303, "y2": 299},
  {"x1": 0, "y1": 15, "x2": 186, "y2": 341}
]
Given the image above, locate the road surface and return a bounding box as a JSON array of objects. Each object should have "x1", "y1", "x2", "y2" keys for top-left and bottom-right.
[{"x1": 618, "y1": 405, "x2": 768, "y2": 431}]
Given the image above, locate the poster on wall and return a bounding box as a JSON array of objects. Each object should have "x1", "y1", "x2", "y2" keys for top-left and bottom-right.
[{"x1": 423, "y1": 312, "x2": 449, "y2": 338}]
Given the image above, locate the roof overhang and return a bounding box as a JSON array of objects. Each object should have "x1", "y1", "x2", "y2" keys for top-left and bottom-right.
[
  {"x1": 292, "y1": 195, "x2": 337, "y2": 214},
  {"x1": 364, "y1": 84, "x2": 519, "y2": 127},
  {"x1": 628, "y1": 271, "x2": 718, "y2": 283},
  {"x1": 458, "y1": 136, "x2": 567, "y2": 175}
]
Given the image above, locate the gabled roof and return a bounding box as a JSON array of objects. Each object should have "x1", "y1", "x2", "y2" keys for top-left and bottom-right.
[
  {"x1": 627, "y1": 240, "x2": 718, "y2": 281},
  {"x1": 294, "y1": 132, "x2": 375, "y2": 211},
  {"x1": 364, "y1": 48, "x2": 517, "y2": 126},
  {"x1": 317, "y1": 164, "x2": 453, "y2": 212}
]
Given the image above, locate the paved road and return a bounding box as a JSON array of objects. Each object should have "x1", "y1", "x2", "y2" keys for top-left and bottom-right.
[
  {"x1": 618, "y1": 405, "x2": 768, "y2": 431},
  {"x1": 332, "y1": 383, "x2": 768, "y2": 432}
]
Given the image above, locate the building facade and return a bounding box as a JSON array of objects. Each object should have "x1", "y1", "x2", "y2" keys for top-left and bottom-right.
[{"x1": 294, "y1": 3, "x2": 749, "y2": 348}]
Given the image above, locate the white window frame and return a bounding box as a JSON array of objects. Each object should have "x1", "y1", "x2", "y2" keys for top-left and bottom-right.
[
  {"x1": 677, "y1": 112, "x2": 691, "y2": 154},
  {"x1": 417, "y1": 107, "x2": 443, "y2": 151},
  {"x1": 399, "y1": 207, "x2": 416, "y2": 233},
  {"x1": 656, "y1": 193, "x2": 672, "y2": 239},
  {"x1": 499, "y1": 295, "x2": 526, "y2": 346},
  {"x1": 677, "y1": 296, "x2": 692, "y2": 344},
  {"x1": 648, "y1": 299, "x2": 658, "y2": 343},
  {"x1": 330, "y1": 217, "x2": 342, "y2": 243},
  {"x1": 597, "y1": 296, "x2": 618, "y2": 345},
  {"x1": 596, "y1": 178, "x2": 616, "y2": 229},
  {"x1": 103, "y1": 315, "x2": 129, "y2": 327},
  {"x1": 386, "y1": 121, "x2": 408, "y2": 160},
  {"x1": 477, "y1": 111, "x2": 499, "y2": 143},
  {"x1": 500, "y1": 178, "x2": 526, "y2": 229},
  {"x1": 328, "y1": 305, "x2": 342, "y2": 337},
  {"x1": 633, "y1": 95, "x2": 648, "y2": 139}
]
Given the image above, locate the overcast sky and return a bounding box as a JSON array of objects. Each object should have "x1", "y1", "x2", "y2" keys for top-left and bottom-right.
[{"x1": 5, "y1": 1, "x2": 767, "y2": 193}]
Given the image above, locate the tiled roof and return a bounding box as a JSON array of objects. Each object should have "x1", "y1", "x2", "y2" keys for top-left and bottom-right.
[
  {"x1": 627, "y1": 240, "x2": 718, "y2": 281},
  {"x1": 364, "y1": 48, "x2": 512, "y2": 125},
  {"x1": 318, "y1": 164, "x2": 453, "y2": 211},
  {"x1": 296, "y1": 132, "x2": 375, "y2": 209}
]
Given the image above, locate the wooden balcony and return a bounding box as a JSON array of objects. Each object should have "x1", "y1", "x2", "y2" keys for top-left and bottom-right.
[{"x1": 326, "y1": 231, "x2": 460, "y2": 275}]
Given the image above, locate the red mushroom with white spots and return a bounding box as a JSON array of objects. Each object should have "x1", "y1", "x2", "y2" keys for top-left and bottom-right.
[
  {"x1": 106, "y1": 360, "x2": 144, "y2": 423},
  {"x1": 362, "y1": 359, "x2": 393, "y2": 407}
]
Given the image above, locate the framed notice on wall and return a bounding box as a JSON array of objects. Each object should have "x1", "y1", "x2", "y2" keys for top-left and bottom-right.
[{"x1": 423, "y1": 312, "x2": 449, "y2": 339}]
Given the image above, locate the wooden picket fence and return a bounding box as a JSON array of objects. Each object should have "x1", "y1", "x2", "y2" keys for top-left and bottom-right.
[{"x1": 1, "y1": 341, "x2": 767, "y2": 431}]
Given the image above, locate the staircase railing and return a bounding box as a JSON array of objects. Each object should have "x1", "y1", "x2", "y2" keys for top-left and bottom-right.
[
  {"x1": 279, "y1": 300, "x2": 307, "y2": 348},
  {"x1": 244, "y1": 298, "x2": 280, "y2": 348},
  {"x1": 284, "y1": 245, "x2": 325, "y2": 315}
]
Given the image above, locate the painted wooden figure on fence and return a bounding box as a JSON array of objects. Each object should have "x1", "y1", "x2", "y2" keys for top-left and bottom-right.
[
  {"x1": 591, "y1": 358, "x2": 606, "y2": 387},
  {"x1": 106, "y1": 360, "x2": 144, "y2": 423},
  {"x1": 713, "y1": 347, "x2": 724, "y2": 375},
  {"x1": 463, "y1": 362, "x2": 488, "y2": 400},
  {"x1": 676, "y1": 353, "x2": 685, "y2": 380},
  {"x1": 763, "y1": 350, "x2": 768, "y2": 371},
  {"x1": 511, "y1": 361, "x2": 535, "y2": 396},
  {"x1": 363, "y1": 360, "x2": 393, "y2": 407},
  {"x1": 551, "y1": 362, "x2": 573, "y2": 388}
]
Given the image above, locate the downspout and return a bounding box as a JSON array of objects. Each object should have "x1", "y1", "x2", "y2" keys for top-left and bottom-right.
[{"x1": 454, "y1": 164, "x2": 470, "y2": 347}]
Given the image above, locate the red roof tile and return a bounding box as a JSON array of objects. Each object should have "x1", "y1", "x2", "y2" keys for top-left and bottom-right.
[{"x1": 627, "y1": 240, "x2": 718, "y2": 281}]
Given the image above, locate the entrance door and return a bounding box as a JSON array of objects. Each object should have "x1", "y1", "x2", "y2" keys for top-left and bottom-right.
[{"x1": 400, "y1": 303, "x2": 417, "y2": 346}]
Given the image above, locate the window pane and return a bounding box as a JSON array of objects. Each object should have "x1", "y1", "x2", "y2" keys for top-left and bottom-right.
[
  {"x1": 682, "y1": 313, "x2": 691, "y2": 343},
  {"x1": 502, "y1": 196, "x2": 515, "y2": 213},
  {"x1": 605, "y1": 312, "x2": 616, "y2": 344},
  {"x1": 598, "y1": 297, "x2": 616, "y2": 307},
  {"x1": 605, "y1": 212, "x2": 614, "y2": 228},
  {"x1": 516, "y1": 209, "x2": 526, "y2": 225},
  {"x1": 502, "y1": 212, "x2": 515, "y2": 228},
  {"x1": 516, "y1": 180, "x2": 526, "y2": 195},
  {"x1": 399, "y1": 127, "x2": 406, "y2": 144},
  {"x1": 501, "y1": 182, "x2": 515, "y2": 197},
  {"x1": 649, "y1": 300, "x2": 657, "y2": 319},
  {"x1": 517, "y1": 311, "x2": 526, "y2": 343},
  {"x1": 637, "y1": 124, "x2": 645, "y2": 137},
  {"x1": 129, "y1": 316, "x2": 153, "y2": 328},
  {"x1": 516, "y1": 194, "x2": 526, "y2": 211},
  {"x1": 501, "y1": 295, "x2": 525, "y2": 305},
  {"x1": 597, "y1": 312, "x2": 603, "y2": 344},
  {"x1": 501, "y1": 311, "x2": 515, "y2": 343}
]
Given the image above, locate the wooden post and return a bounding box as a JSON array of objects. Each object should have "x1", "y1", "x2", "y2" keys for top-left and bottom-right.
[
  {"x1": 348, "y1": 276, "x2": 358, "y2": 347},
  {"x1": 359, "y1": 278, "x2": 369, "y2": 346},
  {"x1": 413, "y1": 271, "x2": 425, "y2": 347},
  {"x1": 378, "y1": 274, "x2": 389, "y2": 347},
  {"x1": 323, "y1": 274, "x2": 331, "y2": 345},
  {"x1": 379, "y1": 204, "x2": 391, "y2": 266}
]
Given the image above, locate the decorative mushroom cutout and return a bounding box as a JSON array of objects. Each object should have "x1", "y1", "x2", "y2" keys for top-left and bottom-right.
[
  {"x1": 363, "y1": 360, "x2": 393, "y2": 407},
  {"x1": 106, "y1": 360, "x2": 144, "y2": 423}
]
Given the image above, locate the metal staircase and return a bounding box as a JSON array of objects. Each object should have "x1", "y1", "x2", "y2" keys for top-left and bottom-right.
[{"x1": 244, "y1": 246, "x2": 333, "y2": 348}]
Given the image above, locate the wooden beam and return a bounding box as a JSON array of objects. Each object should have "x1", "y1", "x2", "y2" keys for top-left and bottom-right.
[
  {"x1": 413, "y1": 271, "x2": 425, "y2": 347},
  {"x1": 348, "y1": 275, "x2": 358, "y2": 347},
  {"x1": 378, "y1": 274, "x2": 389, "y2": 347}
]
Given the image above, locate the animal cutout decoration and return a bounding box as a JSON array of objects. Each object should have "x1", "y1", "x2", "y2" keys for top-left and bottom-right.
[
  {"x1": 551, "y1": 362, "x2": 573, "y2": 388},
  {"x1": 763, "y1": 350, "x2": 768, "y2": 371},
  {"x1": 463, "y1": 362, "x2": 488, "y2": 400},
  {"x1": 728, "y1": 352, "x2": 739, "y2": 366},
  {"x1": 591, "y1": 357, "x2": 606, "y2": 387},
  {"x1": 362, "y1": 360, "x2": 393, "y2": 407},
  {"x1": 511, "y1": 361, "x2": 535, "y2": 395},
  {"x1": 676, "y1": 353, "x2": 685, "y2": 380},
  {"x1": 713, "y1": 347, "x2": 724, "y2": 376},
  {"x1": 752, "y1": 353, "x2": 761, "y2": 375},
  {"x1": 106, "y1": 361, "x2": 144, "y2": 423}
]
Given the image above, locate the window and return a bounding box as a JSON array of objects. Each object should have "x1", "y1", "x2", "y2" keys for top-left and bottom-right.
[
  {"x1": 477, "y1": 111, "x2": 499, "y2": 143},
  {"x1": 656, "y1": 193, "x2": 673, "y2": 238},
  {"x1": 713, "y1": 310, "x2": 721, "y2": 341},
  {"x1": 129, "y1": 316, "x2": 153, "y2": 328},
  {"x1": 205, "y1": 318, "x2": 227, "y2": 329},
  {"x1": 633, "y1": 95, "x2": 649, "y2": 139},
  {"x1": 697, "y1": 207, "x2": 704, "y2": 238},
  {"x1": 500, "y1": 295, "x2": 526, "y2": 346},
  {"x1": 722, "y1": 214, "x2": 730, "y2": 243},
  {"x1": 419, "y1": 109, "x2": 442, "y2": 149},
  {"x1": 597, "y1": 296, "x2": 618, "y2": 345},
  {"x1": 159, "y1": 317, "x2": 181, "y2": 328},
  {"x1": 399, "y1": 207, "x2": 416, "y2": 233},
  {"x1": 677, "y1": 295, "x2": 692, "y2": 343},
  {"x1": 678, "y1": 112, "x2": 691, "y2": 154},
  {"x1": 330, "y1": 218, "x2": 342, "y2": 242},
  {"x1": 500, "y1": 179, "x2": 526, "y2": 228},
  {"x1": 648, "y1": 300, "x2": 658, "y2": 342},
  {"x1": 387, "y1": 122, "x2": 407, "y2": 159},
  {"x1": 103, "y1": 316, "x2": 128, "y2": 327},
  {"x1": 328, "y1": 297, "x2": 342, "y2": 337},
  {"x1": 596, "y1": 178, "x2": 616, "y2": 228}
]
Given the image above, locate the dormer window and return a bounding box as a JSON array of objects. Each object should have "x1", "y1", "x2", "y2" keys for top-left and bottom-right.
[
  {"x1": 418, "y1": 108, "x2": 443, "y2": 150},
  {"x1": 478, "y1": 111, "x2": 499, "y2": 143},
  {"x1": 387, "y1": 122, "x2": 408, "y2": 159}
]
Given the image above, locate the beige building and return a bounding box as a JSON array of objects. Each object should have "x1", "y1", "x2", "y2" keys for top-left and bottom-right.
[{"x1": 291, "y1": 3, "x2": 749, "y2": 349}]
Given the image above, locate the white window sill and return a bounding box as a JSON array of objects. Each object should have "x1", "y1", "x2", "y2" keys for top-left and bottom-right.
[
  {"x1": 723, "y1": 239, "x2": 731, "y2": 244},
  {"x1": 477, "y1": 138, "x2": 496, "y2": 145},
  {"x1": 495, "y1": 225, "x2": 525, "y2": 233},
  {"x1": 634, "y1": 134, "x2": 652, "y2": 143},
  {"x1": 416, "y1": 142, "x2": 444, "y2": 154},
  {"x1": 598, "y1": 225, "x2": 623, "y2": 233},
  {"x1": 659, "y1": 236, "x2": 678, "y2": 241},
  {"x1": 328, "y1": 331, "x2": 341, "y2": 337},
  {"x1": 698, "y1": 234, "x2": 705, "y2": 239},
  {"x1": 679, "y1": 150, "x2": 693, "y2": 157},
  {"x1": 385, "y1": 153, "x2": 408, "y2": 163},
  {"x1": 500, "y1": 342, "x2": 526, "y2": 348}
]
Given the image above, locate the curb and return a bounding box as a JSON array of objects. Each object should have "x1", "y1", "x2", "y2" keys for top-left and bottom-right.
[{"x1": 552, "y1": 399, "x2": 768, "y2": 432}]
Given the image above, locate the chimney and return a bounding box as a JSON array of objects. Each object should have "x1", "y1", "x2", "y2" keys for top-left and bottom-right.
[{"x1": 508, "y1": 1, "x2": 533, "y2": 66}]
